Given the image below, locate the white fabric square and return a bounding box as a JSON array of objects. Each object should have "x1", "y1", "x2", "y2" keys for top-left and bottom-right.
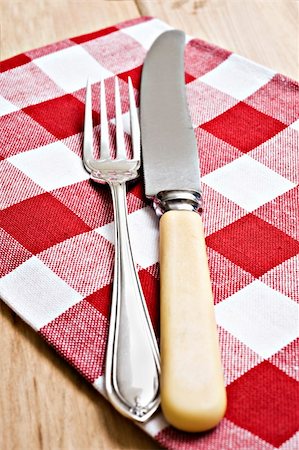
[
  {"x1": 142, "y1": 412, "x2": 168, "y2": 435},
  {"x1": 122, "y1": 18, "x2": 172, "y2": 50},
  {"x1": 200, "y1": 54, "x2": 276, "y2": 100},
  {"x1": 8, "y1": 141, "x2": 89, "y2": 191},
  {"x1": 202, "y1": 155, "x2": 295, "y2": 212},
  {"x1": 279, "y1": 432, "x2": 299, "y2": 450},
  {"x1": 111, "y1": 109, "x2": 136, "y2": 135},
  {"x1": 95, "y1": 206, "x2": 159, "y2": 268},
  {"x1": 0, "y1": 256, "x2": 83, "y2": 330},
  {"x1": 34, "y1": 45, "x2": 113, "y2": 93},
  {"x1": 0, "y1": 95, "x2": 19, "y2": 116},
  {"x1": 290, "y1": 119, "x2": 299, "y2": 131},
  {"x1": 215, "y1": 280, "x2": 298, "y2": 359},
  {"x1": 93, "y1": 375, "x2": 106, "y2": 397}
]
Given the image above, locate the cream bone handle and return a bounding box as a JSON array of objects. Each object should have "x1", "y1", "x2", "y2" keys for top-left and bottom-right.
[{"x1": 155, "y1": 191, "x2": 227, "y2": 432}]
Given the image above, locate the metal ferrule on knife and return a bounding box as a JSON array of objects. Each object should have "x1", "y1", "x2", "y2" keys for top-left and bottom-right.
[{"x1": 153, "y1": 189, "x2": 202, "y2": 216}]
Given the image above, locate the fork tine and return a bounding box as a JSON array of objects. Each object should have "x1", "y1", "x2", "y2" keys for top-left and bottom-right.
[
  {"x1": 83, "y1": 78, "x2": 94, "y2": 163},
  {"x1": 128, "y1": 77, "x2": 140, "y2": 161},
  {"x1": 100, "y1": 78, "x2": 110, "y2": 160},
  {"x1": 114, "y1": 77, "x2": 126, "y2": 159}
]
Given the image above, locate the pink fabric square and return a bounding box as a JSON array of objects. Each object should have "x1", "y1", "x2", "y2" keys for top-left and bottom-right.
[
  {"x1": 83, "y1": 31, "x2": 146, "y2": 74},
  {"x1": 187, "y1": 79, "x2": 238, "y2": 126},
  {"x1": 156, "y1": 418, "x2": 274, "y2": 450},
  {"x1": 0, "y1": 160, "x2": 44, "y2": 209},
  {"x1": 40, "y1": 299, "x2": 108, "y2": 382},
  {"x1": 254, "y1": 186, "x2": 299, "y2": 241},
  {"x1": 245, "y1": 74, "x2": 299, "y2": 125},
  {"x1": 261, "y1": 255, "x2": 299, "y2": 304},
  {"x1": 1, "y1": 61, "x2": 65, "y2": 108},
  {"x1": 185, "y1": 38, "x2": 231, "y2": 78},
  {"x1": 53, "y1": 180, "x2": 114, "y2": 229},
  {"x1": 218, "y1": 327, "x2": 262, "y2": 386},
  {"x1": 26, "y1": 39, "x2": 75, "y2": 59},
  {"x1": 195, "y1": 127, "x2": 243, "y2": 177},
  {"x1": 0, "y1": 110, "x2": 56, "y2": 158},
  {"x1": 39, "y1": 231, "x2": 114, "y2": 297},
  {"x1": 208, "y1": 248, "x2": 255, "y2": 304},
  {"x1": 0, "y1": 229, "x2": 32, "y2": 277},
  {"x1": 250, "y1": 127, "x2": 299, "y2": 184},
  {"x1": 202, "y1": 184, "x2": 247, "y2": 236},
  {"x1": 269, "y1": 338, "x2": 299, "y2": 382}
]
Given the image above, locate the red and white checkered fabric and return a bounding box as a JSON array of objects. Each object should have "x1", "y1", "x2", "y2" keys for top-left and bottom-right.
[{"x1": 1, "y1": 16, "x2": 298, "y2": 449}]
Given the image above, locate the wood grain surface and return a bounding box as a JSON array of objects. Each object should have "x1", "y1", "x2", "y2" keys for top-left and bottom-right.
[{"x1": 0, "y1": 1, "x2": 298, "y2": 449}]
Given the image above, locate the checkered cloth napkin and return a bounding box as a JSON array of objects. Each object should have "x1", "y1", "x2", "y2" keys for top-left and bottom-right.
[{"x1": 1, "y1": 15, "x2": 299, "y2": 449}]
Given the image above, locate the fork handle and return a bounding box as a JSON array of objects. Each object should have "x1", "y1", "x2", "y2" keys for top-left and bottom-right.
[{"x1": 105, "y1": 182, "x2": 160, "y2": 422}]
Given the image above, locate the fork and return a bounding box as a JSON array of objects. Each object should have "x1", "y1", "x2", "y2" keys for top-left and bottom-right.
[{"x1": 83, "y1": 77, "x2": 160, "y2": 422}]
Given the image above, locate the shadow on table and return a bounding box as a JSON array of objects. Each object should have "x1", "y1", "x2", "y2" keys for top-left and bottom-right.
[{"x1": 1, "y1": 302, "x2": 160, "y2": 450}]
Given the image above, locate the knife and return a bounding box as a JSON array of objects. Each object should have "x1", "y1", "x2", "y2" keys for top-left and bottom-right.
[{"x1": 140, "y1": 30, "x2": 226, "y2": 432}]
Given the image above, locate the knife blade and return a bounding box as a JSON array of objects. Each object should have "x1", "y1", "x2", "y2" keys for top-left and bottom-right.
[{"x1": 140, "y1": 30, "x2": 226, "y2": 432}]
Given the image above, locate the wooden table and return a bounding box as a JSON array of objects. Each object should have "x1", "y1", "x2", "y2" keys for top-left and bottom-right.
[{"x1": 1, "y1": 1, "x2": 297, "y2": 449}]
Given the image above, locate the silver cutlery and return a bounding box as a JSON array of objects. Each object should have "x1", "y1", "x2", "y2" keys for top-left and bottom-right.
[
  {"x1": 140, "y1": 30, "x2": 226, "y2": 431},
  {"x1": 83, "y1": 77, "x2": 160, "y2": 422}
]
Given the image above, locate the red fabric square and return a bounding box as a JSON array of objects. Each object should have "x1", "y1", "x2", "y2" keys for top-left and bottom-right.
[
  {"x1": 71, "y1": 26, "x2": 118, "y2": 44},
  {"x1": 245, "y1": 74, "x2": 299, "y2": 125},
  {"x1": 1, "y1": 53, "x2": 31, "y2": 72},
  {"x1": 85, "y1": 284, "x2": 112, "y2": 319},
  {"x1": 118, "y1": 65, "x2": 142, "y2": 90},
  {"x1": 127, "y1": 181, "x2": 146, "y2": 203},
  {"x1": 185, "y1": 72, "x2": 196, "y2": 84},
  {"x1": 23, "y1": 94, "x2": 85, "y2": 140},
  {"x1": 201, "y1": 102, "x2": 287, "y2": 152},
  {"x1": 226, "y1": 361, "x2": 299, "y2": 447},
  {"x1": 185, "y1": 39, "x2": 231, "y2": 78},
  {"x1": 0, "y1": 193, "x2": 91, "y2": 254},
  {"x1": 206, "y1": 214, "x2": 299, "y2": 278},
  {"x1": 0, "y1": 110, "x2": 55, "y2": 158},
  {"x1": 40, "y1": 299, "x2": 108, "y2": 382}
]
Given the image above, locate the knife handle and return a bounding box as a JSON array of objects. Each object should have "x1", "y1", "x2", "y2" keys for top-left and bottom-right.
[{"x1": 159, "y1": 210, "x2": 226, "y2": 432}]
